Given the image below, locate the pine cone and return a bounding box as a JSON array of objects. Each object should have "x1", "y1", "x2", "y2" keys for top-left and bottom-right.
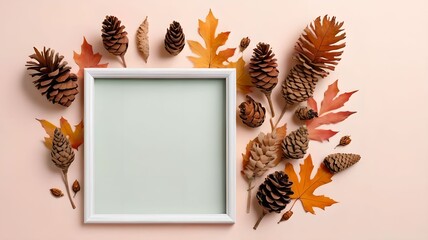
[
  {"x1": 239, "y1": 37, "x2": 250, "y2": 52},
  {"x1": 164, "y1": 21, "x2": 185, "y2": 56},
  {"x1": 324, "y1": 153, "x2": 360, "y2": 173},
  {"x1": 242, "y1": 131, "x2": 277, "y2": 180},
  {"x1": 51, "y1": 128, "x2": 75, "y2": 172},
  {"x1": 295, "y1": 106, "x2": 318, "y2": 120},
  {"x1": 249, "y1": 43, "x2": 279, "y2": 94},
  {"x1": 256, "y1": 171, "x2": 293, "y2": 213},
  {"x1": 26, "y1": 47, "x2": 78, "y2": 107},
  {"x1": 239, "y1": 95, "x2": 266, "y2": 128},
  {"x1": 102, "y1": 15, "x2": 128, "y2": 66},
  {"x1": 282, "y1": 16, "x2": 345, "y2": 105},
  {"x1": 282, "y1": 126, "x2": 309, "y2": 159}
]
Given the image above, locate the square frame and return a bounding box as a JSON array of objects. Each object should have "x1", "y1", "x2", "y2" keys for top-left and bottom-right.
[{"x1": 84, "y1": 68, "x2": 236, "y2": 224}]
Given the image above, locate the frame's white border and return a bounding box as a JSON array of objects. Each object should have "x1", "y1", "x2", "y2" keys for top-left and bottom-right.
[{"x1": 84, "y1": 68, "x2": 236, "y2": 224}]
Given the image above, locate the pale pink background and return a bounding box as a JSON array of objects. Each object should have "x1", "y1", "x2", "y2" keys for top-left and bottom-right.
[{"x1": 1, "y1": 0, "x2": 427, "y2": 239}]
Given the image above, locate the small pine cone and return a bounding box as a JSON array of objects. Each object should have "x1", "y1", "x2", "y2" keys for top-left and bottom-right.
[
  {"x1": 102, "y1": 15, "x2": 129, "y2": 57},
  {"x1": 51, "y1": 128, "x2": 75, "y2": 172},
  {"x1": 335, "y1": 135, "x2": 351, "y2": 148},
  {"x1": 249, "y1": 43, "x2": 279, "y2": 94},
  {"x1": 282, "y1": 126, "x2": 309, "y2": 159},
  {"x1": 256, "y1": 171, "x2": 293, "y2": 213},
  {"x1": 242, "y1": 131, "x2": 277, "y2": 180},
  {"x1": 239, "y1": 37, "x2": 250, "y2": 52},
  {"x1": 324, "y1": 153, "x2": 361, "y2": 173},
  {"x1": 295, "y1": 106, "x2": 318, "y2": 120},
  {"x1": 26, "y1": 47, "x2": 78, "y2": 107},
  {"x1": 239, "y1": 95, "x2": 266, "y2": 128},
  {"x1": 164, "y1": 21, "x2": 185, "y2": 56},
  {"x1": 282, "y1": 53, "x2": 327, "y2": 105}
]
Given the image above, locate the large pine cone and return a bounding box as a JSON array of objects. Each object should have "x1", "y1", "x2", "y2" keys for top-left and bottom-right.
[
  {"x1": 239, "y1": 95, "x2": 266, "y2": 128},
  {"x1": 295, "y1": 106, "x2": 318, "y2": 120},
  {"x1": 164, "y1": 21, "x2": 185, "y2": 56},
  {"x1": 51, "y1": 128, "x2": 75, "y2": 172},
  {"x1": 242, "y1": 131, "x2": 277, "y2": 180},
  {"x1": 102, "y1": 15, "x2": 129, "y2": 57},
  {"x1": 256, "y1": 171, "x2": 293, "y2": 213},
  {"x1": 26, "y1": 47, "x2": 78, "y2": 107},
  {"x1": 282, "y1": 126, "x2": 309, "y2": 159},
  {"x1": 324, "y1": 153, "x2": 360, "y2": 173},
  {"x1": 249, "y1": 43, "x2": 279, "y2": 94},
  {"x1": 282, "y1": 54, "x2": 326, "y2": 104}
]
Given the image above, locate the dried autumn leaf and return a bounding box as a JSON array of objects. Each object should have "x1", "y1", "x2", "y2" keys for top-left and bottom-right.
[
  {"x1": 36, "y1": 117, "x2": 83, "y2": 150},
  {"x1": 137, "y1": 16, "x2": 149, "y2": 63},
  {"x1": 284, "y1": 154, "x2": 337, "y2": 214},
  {"x1": 296, "y1": 15, "x2": 346, "y2": 72},
  {"x1": 73, "y1": 37, "x2": 108, "y2": 80},
  {"x1": 187, "y1": 9, "x2": 236, "y2": 68},
  {"x1": 226, "y1": 57, "x2": 253, "y2": 94},
  {"x1": 306, "y1": 80, "x2": 357, "y2": 142}
]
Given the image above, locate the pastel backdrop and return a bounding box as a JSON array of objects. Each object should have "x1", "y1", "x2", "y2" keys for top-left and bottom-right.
[{"x1": 0, "y1": 0, "x2": 427, "y2": 239}]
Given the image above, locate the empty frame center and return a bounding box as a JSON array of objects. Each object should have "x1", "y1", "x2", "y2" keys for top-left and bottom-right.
[{"x1": 93, "y1": 78, "x2": 226, "y2": 215}]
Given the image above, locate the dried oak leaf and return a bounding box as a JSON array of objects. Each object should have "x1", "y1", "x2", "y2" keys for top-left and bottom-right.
[
  {"x1": 137, "y1": 16, "x2": 149, "y2": 63},
  {"x1": 73, "y1": 37, "x2": 108, "y2": 80},
  {"x1": 284, "y1": 154, "x2": 337, "y2": 214},
  {"x1": 296, "y1": 15, "x2": 346, "y2": 72},
  {"x1": 187, "y1": 9, "x2": 236, "y2": 68},
  {"x1": 306, "y1": 80, "x2": 357, "y2": 142},
  {"x1": 36, "y1": 117, "x2": 83, "y2": 150},
  {"x1": 226, "y1": 57, "x2": 253, "y2": 94}
]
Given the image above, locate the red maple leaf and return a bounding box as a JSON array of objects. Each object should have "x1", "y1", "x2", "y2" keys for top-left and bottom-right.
[{"x1": 306, "y1": 80, "x2": 358, "y2": 142}]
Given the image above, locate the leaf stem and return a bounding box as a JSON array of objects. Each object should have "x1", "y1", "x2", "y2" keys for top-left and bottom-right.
[
  {"x1": 120, "y1": 55, "x2": 127, "y2": 68},
  {"x1": 246, "y1": 179, "x2": 254, "y2": 213},
  {"x1": 253, "y1": 211, "x2": 267, "y2": 230},
  {"x1": 288, "y1": 198, "x2": 298, "y2": 212},
  {"x1": 62, "y1": 170, "x2": 76, "y2": 209},
  {"x1": 265, "y1": 93, "x2": 275, "y2": 118},
  {"x1": 273, "y1": 103, "x2": 288, "y2": 129}
]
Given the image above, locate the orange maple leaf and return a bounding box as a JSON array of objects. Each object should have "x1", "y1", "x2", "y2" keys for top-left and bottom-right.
[
  {"x1": 226, "y1": 57, "x2": 253, "y2": 94},
  {"x1": 187, "y1": 9, "x2": 236, "y2": 68},
  {"x1": 284, "y1": 154, "x2": 337, "y2": 214},
  {"x1": 306, "y1": 80, "x2": 357, "y2": 142},
  {"x1": 73, "y1": 37, "x2": 108, "y2": 80},
  {"x1": 36, "y1": 117, "x2": 83, "y2": 150}
]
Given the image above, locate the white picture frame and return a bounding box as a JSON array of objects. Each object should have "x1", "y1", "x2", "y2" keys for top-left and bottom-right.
[{"x1": 84, "y1": 68, "x2": 236, "y2": 224}]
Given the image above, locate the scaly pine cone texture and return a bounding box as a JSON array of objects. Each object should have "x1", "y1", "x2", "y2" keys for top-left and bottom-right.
[
  {"x1": 26, "y1": 47, "x2": 78, "y2": 107},
  {"x1": 242, "y1": 131, "x2": 277, "y2": 180},
  {"x1": 102, "y1": 15, "x2": 129, "y2": 58},
  {"x1": 239, "y1": 95, "x2": 266, "y2": 128},
  {"x1": 323, "y1": 153, "x2": 360, "y2": 173},
  {"x1": 282, "y1": 126, "x2": 309, "y2": 159},
  {"x1": 256, "y1": 171, "x2": 293, "y2": 213},
  {"x1": 164, "y1": 21, "x2": 185, "y2": 56},
  {"x1": 295, "y1": 106, "x2": 318, "y2": 120},
  {"x1": 51, "y1": 128, "x2": 75, "y2": 172},
  {"x1": 249, "y1": 43, "x2": 279, "y2": 94}
]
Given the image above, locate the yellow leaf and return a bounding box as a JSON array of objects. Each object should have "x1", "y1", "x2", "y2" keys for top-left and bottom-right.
[
  {"x1": 187, "y1": 9, "x2": 236, "y2": 68},
  {"x1": 226, "y1": 57, "x2": 253, "y2": 94},
  {"x1": 284, "y1": 154, "x2": 337, "y2": 214},
  {"x1": 60, "y1": 117, "x2": 84, "y2": 150},
  {"x1": 36, "y1": 117, "x2": 84, "y2": 150}
]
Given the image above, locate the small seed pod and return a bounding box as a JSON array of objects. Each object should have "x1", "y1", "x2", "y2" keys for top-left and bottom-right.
[
  {"x1": 50, "y1": 188, "x2": 64, "y2": 197},
  {"x1": 239, "y1": 37, "x2": 251, "y2": 52},
  {"x1": 335, "y1": 135, "x2": 351, "y2": 149},
  {"x1": 72, "y1": 180, "x2": 81, "y2": 197}
]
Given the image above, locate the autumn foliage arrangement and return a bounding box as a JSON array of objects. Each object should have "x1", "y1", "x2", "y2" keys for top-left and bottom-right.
[
  {"x1": 26, "y1": 8, "x2": 361, "y2": 224},
  {"x1": 186, "y1": 10, "x2": 361, "y2": 229}
]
